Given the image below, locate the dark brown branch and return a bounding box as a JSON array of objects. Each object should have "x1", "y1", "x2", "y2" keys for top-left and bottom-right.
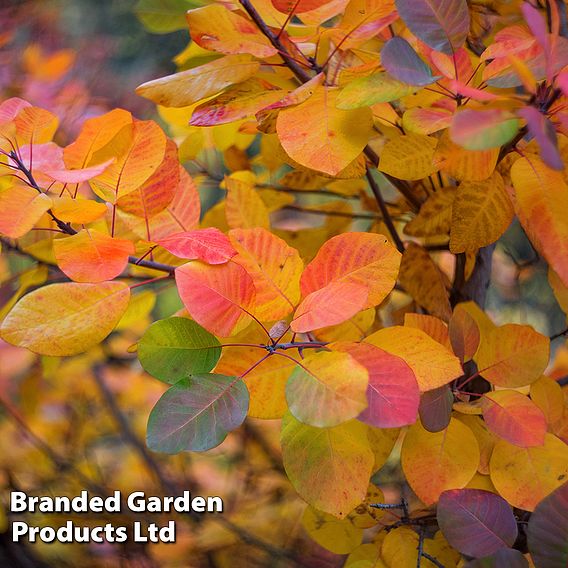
[
  {"x1": 238, "y1": 0, "x2": 312, "y2": 83},
  {"x1": 365, "y1": 169, "x2": 405, "y2": 253},
  {"x1": 283, "y1": 203, "x2": 381, "y2": 220}
]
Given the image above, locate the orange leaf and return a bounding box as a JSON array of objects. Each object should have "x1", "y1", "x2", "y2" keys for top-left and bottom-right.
[
  {"x1": 0, "y1": 184, "x2": 52, "y2": 239},
  {"x1": 511, "y1": 154, "x2": 568, "y2": 288},
  {"x1": 276, "y1": 87, "x2": 373, "y2": 176},
  {"x1": 175, "y1": 261, "x2": 256, "y2": 336},
  {"x1": 225, "y1": 176, "x2": 270, "y2": 230},
  {"x1": 50, "y1": 197, "x2": 108, "y2": 225},
  {"x1": 53, "y1": 229, "x2": 134, "y2": 283}
]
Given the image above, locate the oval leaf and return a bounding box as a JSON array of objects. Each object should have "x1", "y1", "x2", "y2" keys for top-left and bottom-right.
[
  {"x1": 381, "y1": 37, "x2": 436, "y2": 86},
  {"x1": 146, "y1": 374, "x2": 249, "y2": 453},
  {"x1": 138, "y1": 317, "x2": 222, "y2": 384},
  {"x1": 158, "y1": 228, "x2": 237, "y2": 264}
]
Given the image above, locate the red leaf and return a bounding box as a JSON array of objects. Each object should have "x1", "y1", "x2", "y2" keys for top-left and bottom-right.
[{"x1": 158, "y1": 228, "x2": 236, "y2": 265}]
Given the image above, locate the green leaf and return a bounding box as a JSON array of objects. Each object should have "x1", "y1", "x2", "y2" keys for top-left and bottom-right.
[
  {"x1": 135, "y1": 0, "x2": 202, "y2": 34},
  {"x1": 337, "y1": 72, "x2": 416, "y2": 109},
  {"x1": 147, "y1": 374, "x2": 249, "y2": 453},
  {"x1": 138, "y1": 317, "x2": 221, "y2": 384}
]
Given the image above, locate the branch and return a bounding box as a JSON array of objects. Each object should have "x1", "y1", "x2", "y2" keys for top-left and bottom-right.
[
  {"x1": 238, "y1": 0, "x2": 312, "y2": 83},
  {"x1": 365, "y1": 169, "x2": 405, "y2": 253}
]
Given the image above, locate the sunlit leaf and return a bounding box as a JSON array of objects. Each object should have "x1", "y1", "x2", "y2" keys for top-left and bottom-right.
[
  {"x1": 53, "y1": 229, "x2": 134, "y2": 283},
  {"x1": 0, "y1": 184, "x2": 52, "y2": 239},
  {"x1": 379, "y1": 133, "x2": 438, "y2": 180},
  {"x1": 158, "y1": 228, "x2": 237, "y2": 264},
  {"x1": 225, "y1": 176, "x2": 270, "y2": 230},
  {"x1": 0, "y1": 282, "x2": 130, "y2": 356},
  {"x1": 286, "y1": 350, "x2": 368, "y2": 427},
  {"x1": 481, "y1": 390, "x2": 547, "y2": 447},
  {"x1": 136, "y1": 55, "x2": 261, "y2": 107},
  {"x1": 451, "y1": 109, "x2": 519, "y2": 151},
  {"x1": 175, "y1": 260, "x2": 256, "y2": 337},
  {"x1": 337, "y1": 72, "x2": 416, "y2": 109}
]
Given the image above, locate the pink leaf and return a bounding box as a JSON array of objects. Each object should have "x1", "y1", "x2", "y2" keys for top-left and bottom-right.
[{"x1": 158, "y1": 228, "x2": 237, "y2": 264}]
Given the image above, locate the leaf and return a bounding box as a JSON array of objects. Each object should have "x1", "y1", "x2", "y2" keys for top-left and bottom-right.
[
  {"x1": 398, "y1": 242, "x2": 451, "y2": 320},
  {"x1": 475, "y1": 323, "x2": 549, "y2": 388},
  {"x1": 90, "y1": 120, "x2": 167, "y2": 203},
  {"x1": 281, "y1": 413, "x2": 374, "y2": 517},
  {"x1": 186, "y1": 5, "x2": 277, "y2": 58},
  {"x1": 378, "y1": 134, "x2": 438, "y2": 180},
  {"x1": 291, "y1": 282, "x2": 369, "y2": 333},
  {"x1": 225, "y1": 176, "x2": 270, "y2": 230},
  {"x1": 116, "y1": 139, "x2": 179, "y2": 217},
  {"x1": 333, "y1": 342, "x2": 420, "y2": 428},
  {"x1": 286, "y1": 350, "x2": 368, "y2": 427},
  {"x1": 42, "y1": 158, "x2": 115, "y2": 183},
  {"x1": 380, "y1": 37, "x2": 436, "y2": 86},
  {"x1": 451, "y1": 109, "x2": 520, "y2": 151},
  {"x1": 511, "y1": 155, "x2": 568, "y2": 287},
  {"x1": 530, "y1": 376, "x2": 565, "y2": 429},
  {"x1": 0, "y1": 184, "x2": 52, "y2": 239},
  {"x1": 449, "y1": 171, "x2": 514, "y2": 253},
  {"x1": 481, "y1": 390, "x2": 547, "y2": 447},
  {"x1": 229, "y1": 227, "x2": 303, "y2": 320},
  {"x1": 301, "y1": 506, "x2": 363, "y2": 554},
  {"x1": 344, "y1": 543, "x2": 385, "y2": 568},
  {"x1": 276, "y1": 87, "x2": 373, "y2": 176},
  {"x1": 50, "y1": 197, "x2": 107, "y2": 224},
  {"x1": 272, "y1": 0, "x2": 332, "y2": 14},
  {"x1": 449, "y1": 303, "x2": 481, "y2": 362},
  {"x1": 404, "y1": 186, "x2": 455, "y2": 237},
  {"x1": 527, "y1": 481, "x2": 568, "y2": 568},
  {"x1": 14, "y1": 106, "x2": 59, "y2": 145},
  {"x1": 437, "y1": 489, "x2": 518, "y2": 557},
  {"x1": 63, "y1": 109, "x2": 133, "y2": 170},
  {"x1": 401, "y1": 418, "x2": 480, "y2": 505},
  {"x1": 158, "y1": 228, "x2": 237, "y2": 264},
  {"x1": 215, "y1": 342, "x2": 295, "y2": 419},
  {"x1": 465, "y1": 549, "x2": 529, "y2": 568},
  {"x1": 490, "y1": 434, "x2": 568, "y2": 511},
  {"x1": 404, "y1": 313, "x2": 451, "y2": 349},
  {"x1": 395, "y1": 0, "x2": 470, "y2": 55},
  {"x1": 337, "y1": 72, "x2": 416, "y2": 109},
  {"x1": 137, "y1": 317, "x2": 221, "y2": 384},
  {"x1": 365, "y1": 326, "x2": 463, "y2": 391},
  {"x1": 190, "y1": 78, "x2": 284, "y2": 126},
  {"x1": 402, "y1": 107, "x2": 453, "y2": 136},
  {"x1": 0, "y1": 282, "x2": 130, "y2": 356},
  {"x1": 136, "y1": 55, "x2": 261, "y2": 107},
  {"x1": 146, "y1": 374, "x2": 249, "y2": 453},
  {"x1": 175, "y1": 260, "x2": 256, "y2": 337},
  {"x1": 455, "y1": 414, "x2": 496, "y2": 475},
  {"x1": 53, "y1": 229, "x2": 134, "y2": 283},
  {"x1": 518, "y1": 107, "x2": 563, "y2": 171},
  {"x1": 300, "y1": 232, "x2": 400, "y2": 308},
  {"x1": 419, "y1": 386, "x2": 453, "y2": 432}
]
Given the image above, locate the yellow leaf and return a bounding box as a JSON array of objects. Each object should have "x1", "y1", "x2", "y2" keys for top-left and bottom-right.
[
  {"x1": 455, "y1": 413, "x2": 496, "y2": 475},
  {"x1": 281, "y1": 413, "x2": 374, "y2": 517},
  {"x1": 366, "y1": 425, "x2": 400, "y2": 471},
  {"x1": 345, "y1": 543, "x2": 386, "y2": 568},
  {"x1": 225, "y1": 176, "x2": 270, "y2": 230},
  {"x1": 0, "y1": 265, "x2": 48, "y2": 320},
  {"x1": 404, "y1": 313, "x2": 451, "y2": 349},
  {"x1": 365, "y1": 326, "x2": 462, "y2": 391},
  {"x1": 229, "y1": 227, "x2": 302, "y2": 320},
  {"x1": 381, "y1": 527, "x2": 419, "y2": 568},
  {"x1": 186, "y1": 5, "x2": 277, "y2": 58},
  {"x1": 450, "y1": 171, "x2": 514, "y2": 253},
  {"x1": 276, "y1": 86, "x2": 373, "y2": 176},
  {"x1": 511, "y1": 154, "x2": 568, "y2": 288},
  {"x1": 404, "y1": 186, "x2": 456, "y2": 237},
  {"x1": 475, "y1": 323, "x2": 549, "y2": 388},
  {"x1": 530, "y1": 376, "x2": 565, "y2": 429},
  {"x1": 378, "y1": 134, "x2": 438, "y2": 181},
  {"x1": 51, "y1": 197, "x2": 108, "y2": 224},
  {"x1": 489, "y1": 434, "x2": 568, "y2": 511},
  {"x1": 401, "y1": 418, "x2": 480, "y2": 505},
  {"x1": 302, "y1": 506, "x2": 363, "y2": 554},
  {"x1": 0, "y1": 282, "x2": 130, "y2": 356},
  {"x1": 286, "y1": 351, "x2": 369, "y2": 427},
  {"x1": 398, "y1": 242, "x2": 451, "y2": 321}
]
